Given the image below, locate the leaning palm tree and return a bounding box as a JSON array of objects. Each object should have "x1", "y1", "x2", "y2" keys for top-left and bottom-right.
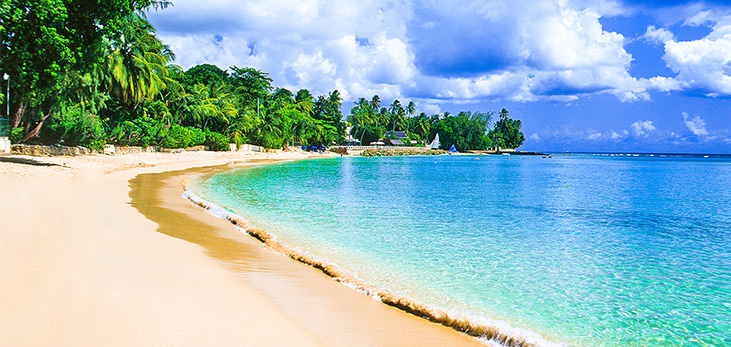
[{"x1": 104, "y1": 14, "x2": 175, "y2": 107}]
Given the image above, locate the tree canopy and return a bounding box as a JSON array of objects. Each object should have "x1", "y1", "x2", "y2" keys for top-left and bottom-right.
[
  {"x1": 489, "y1": 108, "x2": 525, "y2": 149},
  {"x1": 1, "y1": 1, "x2": 525, "y2": 152},
  {"x1": 0, "y1": 0, "x2": 169, "y2": 141}
]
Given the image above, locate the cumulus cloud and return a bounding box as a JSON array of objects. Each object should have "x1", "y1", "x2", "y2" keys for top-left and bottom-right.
[
  {"x1": 145, "y1": 0, "x2": 731, "y2": 105},
  {"x1": 583, "y1": 128, "x2": 630, "y2": 141},
  {"x1": 642, "y1": 10, "x2": 731, "y2": 97},
  {"x1": 682, "y1": 112, "x2": 709, "y2": 136},
  {"x1": 644, "y1": 25, "x2": 675, "y2": 44},
  {"x1": 631, "y1": 120, "x2": 656, "y2": 137}
]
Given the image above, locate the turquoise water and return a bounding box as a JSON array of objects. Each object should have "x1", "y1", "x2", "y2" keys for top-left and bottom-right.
[{"x1": 197, "y1": 154, "x2": 731, "y2": 346}]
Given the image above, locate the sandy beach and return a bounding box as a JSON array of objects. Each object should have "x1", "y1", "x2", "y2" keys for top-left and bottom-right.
[{"x1": 0, "y1": 150, "x2": 481, "y2": 346}]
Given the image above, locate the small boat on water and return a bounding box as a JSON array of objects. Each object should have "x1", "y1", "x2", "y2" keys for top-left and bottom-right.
[{"x1": 428, "y1": 134, "x2": 440, "y2": 150}]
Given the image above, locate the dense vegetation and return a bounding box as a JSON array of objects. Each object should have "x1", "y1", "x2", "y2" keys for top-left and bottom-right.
[
  {"x1": 0, "y1": 1, "x2": 524, "y2": 151},
  {"x1": 348, "y1": 98, "x2": 524, "y2": 151}
]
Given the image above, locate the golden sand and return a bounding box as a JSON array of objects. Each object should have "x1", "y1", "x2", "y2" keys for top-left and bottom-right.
[{"x1": 0, "y1": 151, "x2": 482, "y2": 346}]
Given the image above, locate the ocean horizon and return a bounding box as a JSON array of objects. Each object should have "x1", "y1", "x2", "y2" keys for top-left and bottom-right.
[{"x1": 195, "y1": 154, "x2": 731, "y2": 346}]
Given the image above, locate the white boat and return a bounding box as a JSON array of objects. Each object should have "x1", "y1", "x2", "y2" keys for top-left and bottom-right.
[{"x1": 428, "y1": 134, "x2": 440, "y2": 150}]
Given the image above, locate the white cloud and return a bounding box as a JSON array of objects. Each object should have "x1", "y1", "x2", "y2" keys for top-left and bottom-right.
[
  {"x1": 530, "y1": 133, "x2": 541, "y2": 141},
  {"x1": 611, "y1": 129, "x2": 629, "y2": 139},
  {"x1": 631, "y1": 120, "x2": 656, "y2": 137},
  {"x1": 146, "y1": 0, "x2": 731, "y2": 105},
  {"x1": 587, "y1": 131, "x2": 603, "y2": 140},
  {"x1": 420, "y1": 103, "x2": 442, "y2": 115},
  {"x1": 682, "y1": 112, "x2": 709, "y2": 136},
  {"x1": 644, "y1": 11, "x2": 731, "y2": 97},
  {"x1": 663, "y1": 36, "x2": 731, "y2": 97},
  {"x1": 582, "y1": 128, "x2": 630, "y2": 141},
  {"x1": 644, "y1": 25, "x2": 675, "y2": 44}
]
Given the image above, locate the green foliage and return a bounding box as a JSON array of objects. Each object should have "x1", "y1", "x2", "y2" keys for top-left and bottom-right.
[
  {"x1": 104, "y1": 14, "x2": 175, "y2": 106},
  {"x1": 160, "y1": 125, "x2": 206, "y2": 149},
  {"x1": 182, "y1": 64, "x2": 228, "y2": 87},
  {"x1": 204, "y1": 130, "x2": 230, "y2": 151},
  {"x1": 407, "y1": 113, "x2": 431, "y2": 143},
  {"x1": 229, "y1": 66, "x2": 273, "y2": 104},
  {"x1": 108, "y1": 116, "x2": 165, "y2": 147},
  {"x1": 488, "y1": 108, "x2": 525, "y2": 149},
  {"x1": 10, "y1": 127, "x2": 23, "y2": 144},
  {"x1": 39, "y1": 106, "x2": 106, "y2": 149},
  {"x1": 431, "y1": 111, "x2": 492, "y2": 151},
  {"x1": 0, "y1": 0, "x2": 164, "y2": 139},
  {"x1": 359, "y1": 125, "x2": 385, "y2": 145}
]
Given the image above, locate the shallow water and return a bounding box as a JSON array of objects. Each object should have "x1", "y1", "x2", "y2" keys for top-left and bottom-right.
[{"x1": 197, "y1": 154, "x2": 731, "y2": 346}]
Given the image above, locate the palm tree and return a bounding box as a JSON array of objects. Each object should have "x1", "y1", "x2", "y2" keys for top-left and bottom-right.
[
  {"x1": 416, "y1": 113, "x2": 431, "y2": 142},
  {"x1": 388, "y1": 99, "x2": 405, "y2": 133},
  {"x1": 295, "y1": 89, "x2": 315, "y2": 116},
  {"x1": 406, "y1": 101, "x2": 416, "y2": 117},
  {"x1": 104, "y1": 14, "x2": 175, "y2": 107},
  {"x1": 349, "y1": 97, "x2": 375, "y2": 143},
  {"x1": 371, "y1": 95, "x2": 381, "y2": 112}
]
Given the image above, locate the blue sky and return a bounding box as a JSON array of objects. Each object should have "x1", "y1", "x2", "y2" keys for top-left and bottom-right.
[{"x1": 147, "y1": 0, "x2": 731, "y2": 153}]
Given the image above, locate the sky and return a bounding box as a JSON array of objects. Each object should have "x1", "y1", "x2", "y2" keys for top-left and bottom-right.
[{"x1": 147, "y1": 0, "x2": 731, "y2": 153}]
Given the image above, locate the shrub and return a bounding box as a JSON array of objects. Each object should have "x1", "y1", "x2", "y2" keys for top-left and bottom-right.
[
  {"x1": 39, "y1": 107, "x2": 106, "y2": 149},
  {"x1": 161, "y1": 125, "x2": 195, "y2": 148},
  {"x1": 191, "y1": 127, "x2": 206, "y2": 147},
  {"x1": 204, "y1": 130, "x2": 230, "y2": 151},
  {"x1": 108, "y1": 116, "x2": 165, "y2": 147},
  {"x1": 10, "y1": 127, "x2": 23, "y2": 144}
]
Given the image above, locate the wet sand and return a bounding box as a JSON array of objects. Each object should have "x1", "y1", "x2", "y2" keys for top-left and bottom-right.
[
  {"x1": 130, "y1": 163, "x2": 483, "y2": 346},
  {"x1": 0, "y1": 151, "x2": 481, "y2": 346}
]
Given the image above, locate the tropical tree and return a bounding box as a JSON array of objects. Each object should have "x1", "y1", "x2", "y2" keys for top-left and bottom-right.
[
  {"x1": 0, "y1": 0, "x2": 169, "y2": 142},
  {"x1": 489, "y1": 108, "x2": 525, "y2": 149},
  {"x1": 188, "y1": 83, "x2": 237, "y2": 130},
  {"x1": 294, "y1": 89, "x2": 315, "y2": 116},
  {"x1": 311, "y1": 90, "x2": 345, "y2": 145},
  {"x1": 182, "y1": 63, "x2": 228, "y2": 87},
  {"x1": 229, "y1": 66, "x2": 273, "y2": 105},
  {"x1": 407, "y1": 112, "x2": 431, "y2": 143},
  {"x1": 388, "y1": 99, "x2": 405, "y2": 133},
  {"x1": 349, "y1": 97, "x2": 376, "y2": 143},
  {"x1": 431, "y1": 111, "x2": 492, "y2": 151},
  {"x1": 104, "y1": 14, "x2": 175, "y2": 107},
  {"x1": 406, "y1": 101, "x2": 416, "y2": 117}
]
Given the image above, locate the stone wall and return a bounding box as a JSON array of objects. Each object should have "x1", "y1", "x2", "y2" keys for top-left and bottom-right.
[
  {"x1": 12, "y1": 144, "x2": 94, "y2": 156},
  {"x1": 11, "y1": 144, "x2": 211, "y2": 156}
]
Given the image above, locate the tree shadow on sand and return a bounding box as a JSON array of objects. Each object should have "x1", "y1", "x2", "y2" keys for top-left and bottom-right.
[{"x1": 0, "y1": 156, "x2": 64, "y2": 167}]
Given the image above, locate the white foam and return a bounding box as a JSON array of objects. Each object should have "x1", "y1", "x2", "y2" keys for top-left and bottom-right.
[{"x1": 181, "y1": 189, "x2": 566, "y2": 347}]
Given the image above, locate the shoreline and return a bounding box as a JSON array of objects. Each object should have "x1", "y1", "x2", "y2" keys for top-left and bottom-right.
[
  {"x1": 0, "y1": 151, "x2": 482, "y2": 345},
  {"x1": 183, "y1": 160, "x2": 559, "y2": 347}
]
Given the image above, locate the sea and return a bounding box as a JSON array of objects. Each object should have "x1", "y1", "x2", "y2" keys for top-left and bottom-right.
[{"x1": 194, "y1": 153, "x2": 731, "y2": 346}]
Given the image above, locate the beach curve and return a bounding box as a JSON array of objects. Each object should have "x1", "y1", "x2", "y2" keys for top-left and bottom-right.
[{"x1": 0, "y1": 150, "x2": 482, "y2": 346}]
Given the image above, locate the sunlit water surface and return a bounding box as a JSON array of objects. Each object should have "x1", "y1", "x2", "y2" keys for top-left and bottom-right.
[{"x1": 197, "y1": 154, "x2": 731, "y2": 346}]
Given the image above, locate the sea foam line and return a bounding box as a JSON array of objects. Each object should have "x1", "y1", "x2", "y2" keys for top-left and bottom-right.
[{"x1": 182, "y1": 189, "x2": 564, "y2": 347}]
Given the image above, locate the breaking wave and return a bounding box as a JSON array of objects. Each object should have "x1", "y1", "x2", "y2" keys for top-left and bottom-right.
[{"x1": 182, "y1": 189, "x2": 564, "y2": 347}]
